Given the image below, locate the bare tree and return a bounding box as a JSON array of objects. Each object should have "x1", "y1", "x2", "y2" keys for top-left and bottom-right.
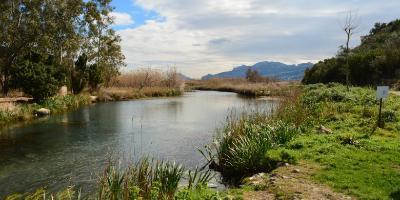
[{"x1": 342, "y1": 11, "x2": 359, "y2": 90}]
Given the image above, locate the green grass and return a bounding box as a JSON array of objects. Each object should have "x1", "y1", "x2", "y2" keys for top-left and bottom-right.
[
  {"x1": 283, "y1": 83, "x2": 400, "y2": 199},
  {"x1": 202, "y1": 83, "x2": 400, "y2": 199}
]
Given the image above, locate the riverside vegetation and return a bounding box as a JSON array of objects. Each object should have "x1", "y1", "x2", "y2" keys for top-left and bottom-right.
[
  {"x1": 202, "y1": 83, "x2": 400, "y2": 199},
  {"x1": 0, "y1": 68, "x2": 183, "y2": 127},
  {"x1": 187, "y1": 78, "x2": 297, "y2": 97},
  {"x1": 7, "y1": 83, "x2": 399, "y2": 199}
]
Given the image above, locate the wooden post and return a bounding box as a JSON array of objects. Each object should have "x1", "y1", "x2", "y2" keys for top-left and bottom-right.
[{"x1": 378, "y1": 98, "x2": 384, "y2": 128}]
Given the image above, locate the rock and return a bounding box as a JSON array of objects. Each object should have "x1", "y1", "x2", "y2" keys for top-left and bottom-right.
[
  {"x1": 292, "y1": 169, "x2": 301, "y2": 173},
  {"x1": 90, "y1": 96, "x2": 98, "y2": 103},
  {"x1": 318, "y1": 125, "x2": 333, "y2": 134},
  {"x1": 35, "y1": 108, "x2": 51, "y2": 116},
  {"x1": 284, "y1": 162, "x2": 290, "y2": 167},
  {"x1": 243, "y1": 173, "x2": 267, "y2": 187},
  {"x1": 58, "y1": 85, "x2": 68, "y2": 96}
]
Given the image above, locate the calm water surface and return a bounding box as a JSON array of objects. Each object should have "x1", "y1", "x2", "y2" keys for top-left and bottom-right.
[{"x1": 0, "y1": 91, "x2": 274, "y2": 196}]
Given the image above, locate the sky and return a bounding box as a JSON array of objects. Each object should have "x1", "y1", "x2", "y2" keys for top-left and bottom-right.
[{"x1": 110, "y1": 0, "x2": 400, "y2": 78}]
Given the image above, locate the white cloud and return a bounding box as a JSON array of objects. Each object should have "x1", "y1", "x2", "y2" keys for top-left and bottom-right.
[
  {"x1": 110, "y1": 12, "x2": 134, "y2": 26},
  {"x1": 118, "y1": 0, "x2": 400, "y2": 78}
]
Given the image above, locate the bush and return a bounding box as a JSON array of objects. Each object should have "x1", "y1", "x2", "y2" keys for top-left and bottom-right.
[
  {"x1": 12, "y1": 57, "x2": 65, "y2": 101},
  {"x1": 201, "y1": 111, "x2": 300, "y2": 181},
  {"x1": 71, "y1": 54, "x2": 89, "y2": 94},
  {"x1": 89, "y1": 64, "x2": 103, "y2": 91},
  {"x1": 382, "y1": 110, "x2": 397, "y2": 122}
]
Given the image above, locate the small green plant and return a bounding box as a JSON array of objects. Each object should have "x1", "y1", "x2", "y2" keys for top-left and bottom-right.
[{"x1": 187, "y1": 167, "x2": 215, "y2": 189}]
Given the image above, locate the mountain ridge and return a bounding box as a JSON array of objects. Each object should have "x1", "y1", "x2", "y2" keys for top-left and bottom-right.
[{"x1": 202, "y1": 61, "x2": 313, "y2": 80}]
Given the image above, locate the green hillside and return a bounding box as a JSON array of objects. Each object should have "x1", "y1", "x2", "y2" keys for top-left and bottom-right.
[{"x1": 303, "y1": 19, "x2": 400, "y2": 88}]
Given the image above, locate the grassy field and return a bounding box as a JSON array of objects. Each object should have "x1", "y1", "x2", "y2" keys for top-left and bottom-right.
[
  {"x1": 204, "y1": 83, "x2": 400, "y2": 199},
  {"x1": 287, "y1": 84, "x2": 400, "y2": 199}
]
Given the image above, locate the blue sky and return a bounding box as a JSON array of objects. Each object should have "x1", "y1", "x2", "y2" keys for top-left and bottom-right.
[
  {"x1": 110, "y1": 0, "x2": 162, "y2": 29},
  {"x1": 110, "y1": 0, "x2": 400, "y2": 78}
]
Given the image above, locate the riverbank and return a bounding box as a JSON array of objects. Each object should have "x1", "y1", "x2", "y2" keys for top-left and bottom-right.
[
  {"x1": 204, "y1": 83, "x2": 400, "y2": 199},
  {"x1": 0, "y1": 87, "x2": 182, "y2": 128},
  {"x1": 4, "y1": 83, "x2": 399, "y2": 199},
  {"x1": 0, "y1": 95, "x2": 92, "y2": 127},
  {"x1": 96, "y1": 87, "x2": 182, "y2": 101},
  {"x1": 187, "y1": 78, "x2": 298, "y2": 97}
]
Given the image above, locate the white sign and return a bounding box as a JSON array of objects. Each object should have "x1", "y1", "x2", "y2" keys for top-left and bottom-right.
[{"x1": 377, "y1": 86, "x2": 389, "y2": 100}]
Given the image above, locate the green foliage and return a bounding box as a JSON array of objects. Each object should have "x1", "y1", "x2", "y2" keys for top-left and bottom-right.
[
  {"x1": 303, "y1": 19, "x2": 400, "y2": 86},
  {"x1": 0, "y1": 95, "x2": 91, "y2": 126},
  {"x1": 71, "y1": 54, "x2": 89, "y2": 94},
  {"x1": 187, "y1": 167, "x2": 215, "y2": 190},
  {"x1": 89, "y1": 64, "x2": 103, "y2": 91},
  {"x1": 0, "y1": 0, "x2": 125, "y2": 96},
  {"x1": 97, "y1": 158, "x2": 215, "y2": 200},
  {"x1": 12, "y1": 54, "x2": 66, "y2": 101},
  {"x1": 201, "y1": 110, "x2": 300, "y2": 181},
  {"x1": 286, "y1": 84, "x2": 400, "y2": 199}
]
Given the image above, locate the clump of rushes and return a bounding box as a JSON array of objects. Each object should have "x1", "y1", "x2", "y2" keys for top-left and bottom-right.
[
  {"x1": 200, "y1": 88, "x2": 306, "y2": 183},
  {"x1": 41, "y1": 95, "x2": 91, "y2": 114},
  {"x1": 201, "y1": 112, "x2": 300, "y2": 183},
  {"x1": 97, "y1": 158, "x2": 214, "y2": 200}
]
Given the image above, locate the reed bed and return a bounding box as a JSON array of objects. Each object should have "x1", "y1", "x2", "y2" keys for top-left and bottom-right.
[
  {"x1": 98, "y1": 68, "x2": 184, "y2": 101},
  {"x1": 188, "y1": 78, "x2": 298, "y2": 97}
]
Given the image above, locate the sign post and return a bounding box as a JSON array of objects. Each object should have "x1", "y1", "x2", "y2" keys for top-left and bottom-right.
[{"x1": 376, "y1": 86, "x2": 389, "y2": 128}]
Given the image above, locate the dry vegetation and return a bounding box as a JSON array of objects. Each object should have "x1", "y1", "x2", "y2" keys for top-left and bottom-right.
[
  {"x1": 187, "y1": 78, "x2": 299, "y2": 97},
  {"x1": 98, "y1": 68, "x2": 184, "y2": 101}
]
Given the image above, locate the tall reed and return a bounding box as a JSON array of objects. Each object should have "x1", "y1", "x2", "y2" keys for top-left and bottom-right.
[{"x1": 97, "y1": 158, "x2": 212, "y2": 200}]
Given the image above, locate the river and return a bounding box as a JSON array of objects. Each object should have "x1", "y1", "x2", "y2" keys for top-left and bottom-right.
[{"x1": 0, "y1": 91, "x2": 275, "y2": 196}]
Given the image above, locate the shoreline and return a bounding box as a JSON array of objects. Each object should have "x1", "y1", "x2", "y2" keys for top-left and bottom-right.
[{"x1": 0, "y1": 87, "x2": 183, "y2": 130}]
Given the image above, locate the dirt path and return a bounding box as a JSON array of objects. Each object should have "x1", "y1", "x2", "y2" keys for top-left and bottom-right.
[{"x1": 243, "y1": 162, "x2": 353, "y2": 200}]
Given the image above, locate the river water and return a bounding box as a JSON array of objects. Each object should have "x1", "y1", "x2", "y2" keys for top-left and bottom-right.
[{"x1": 0, "y1": 91, "x2": 275, "y2": 196}]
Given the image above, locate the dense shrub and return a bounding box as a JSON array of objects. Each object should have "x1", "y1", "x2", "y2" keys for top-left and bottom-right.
[
  {"x1": 12, "y1": 54, "x2": 66, "y2": 101},
  {"x1": 71, "y1": 54, "x2": 89, "y2": 94},
  {"x1": 202, "y1": 110, "x2": 300, "y2": 181}
]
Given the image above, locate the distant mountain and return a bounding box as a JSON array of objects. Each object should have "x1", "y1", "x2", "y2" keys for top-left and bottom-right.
[
  {"x1": 202, "y1": 61, "x2": 313, "y2": 81},
  {"x1": 178, "y1": 73, "x2": 192, "y2": 80}
]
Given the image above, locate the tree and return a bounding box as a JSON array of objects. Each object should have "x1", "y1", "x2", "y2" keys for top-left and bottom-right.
[
  {"x1": 342, "y1": 11, "x2": 359, "y2": 89},
  {"x1": 0, "y1": 0, "x2": 125, "y2": 97},
  {"x1": 71, "y1": 54, "x2": 89, "y2": 94},
  {"x1": 88, "y1": 64, "x2": 103, "y2": 91},
  {"x1": 84, "y1": 0, "x2": 125, "y2": 87},
  {"x1": 246, "y1": 68, "x2": 262, "y2": 82},
  {"x1": 12, "y1": 52, "x2": 66, "y2": 101}
]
